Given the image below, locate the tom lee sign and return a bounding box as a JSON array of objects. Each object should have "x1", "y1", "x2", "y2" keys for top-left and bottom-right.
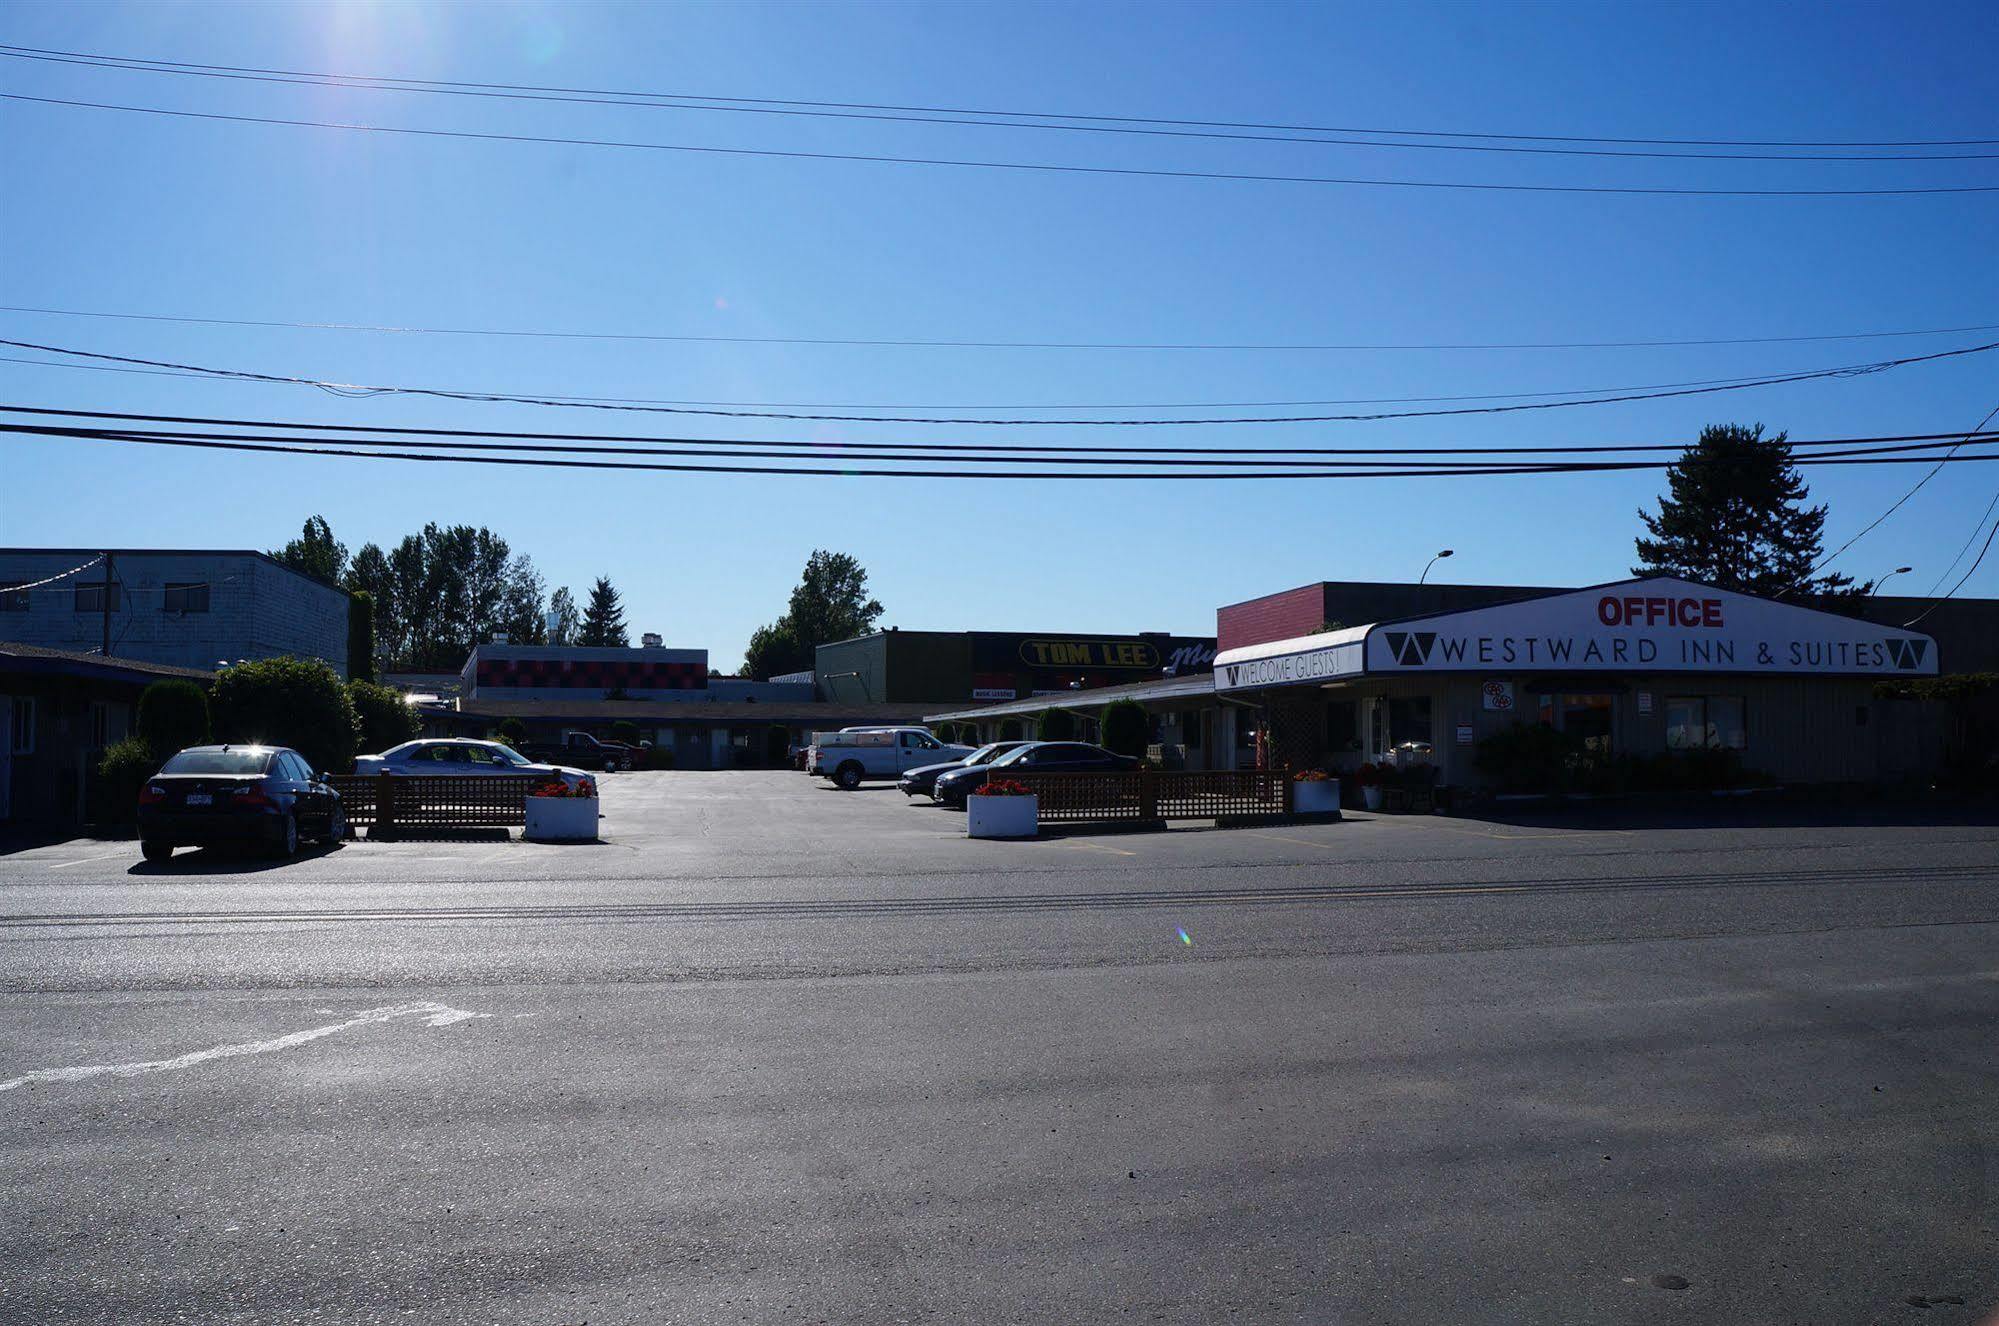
[
  {"x1": 1214, "y1": 578, "x2": 1937, "y2": 692},
  {"x1": 1365, "y1": 579, "x2": 1937, "y2": 677}
]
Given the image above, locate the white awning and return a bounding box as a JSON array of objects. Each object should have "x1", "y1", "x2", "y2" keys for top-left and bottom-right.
[{"x1": 1213, "y1": 624, "x2": 1372, "y2": 692}]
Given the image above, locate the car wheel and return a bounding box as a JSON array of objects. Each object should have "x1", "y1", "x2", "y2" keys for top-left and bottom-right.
[
  {"x1": 140, "y1": 839, "x2": 173, "y2": 863},
  {"x1": 272, "y1": 813, "x2": 298, "y2": 859},
  {"x1": 834, "y1": 762, "x2": 864, "y2": 791},
  {"x1": 325, "y1": 805, "x2": 347, "y2": 845}
]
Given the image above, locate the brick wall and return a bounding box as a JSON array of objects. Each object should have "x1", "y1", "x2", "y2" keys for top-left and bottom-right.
[{"x1": 1217, "y1": 584, "x2": 1329, "y2": 652}]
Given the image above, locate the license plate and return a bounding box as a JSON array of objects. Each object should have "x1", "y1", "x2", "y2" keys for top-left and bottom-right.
[{"x1": 184, "y1": 793, "x2": 212, "y2": 806}]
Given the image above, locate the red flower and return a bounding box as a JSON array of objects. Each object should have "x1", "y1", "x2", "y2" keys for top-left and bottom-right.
[{"x1": 974, "y1": 778, "x2": 1035, "y2": 797}]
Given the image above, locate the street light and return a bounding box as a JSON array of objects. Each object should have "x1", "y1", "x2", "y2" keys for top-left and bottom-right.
[
  {"x1": 1418, "y1": 549, "x2": 1455, "y2": 586},
  {"x1": 1871, "y1": 566, "x2": 1914, "y2": 595}
]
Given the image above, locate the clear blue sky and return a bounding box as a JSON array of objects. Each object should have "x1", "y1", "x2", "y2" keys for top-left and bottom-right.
[{"x1": 3, "y1": 0, "x2": 1996, "y2": 666}]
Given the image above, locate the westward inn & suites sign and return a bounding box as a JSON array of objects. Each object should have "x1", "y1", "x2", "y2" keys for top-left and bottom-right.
[{"x1": 1213, "y1": 577, "x2": 1940, "y2": 693}]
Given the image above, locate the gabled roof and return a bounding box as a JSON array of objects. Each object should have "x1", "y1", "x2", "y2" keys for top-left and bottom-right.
[{"x1": 1213, "y1": 575, "x2": 1941, "y2": 691}]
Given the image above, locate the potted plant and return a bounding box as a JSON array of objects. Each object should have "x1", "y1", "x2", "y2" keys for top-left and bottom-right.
[
  {"x1": 967, "y1": 778, "x2": 1037, "y2": 839},
  {"x1": 524, "y1": 777, "x2": 599, "y2": 842},
  {"x1": 1355, "y1": 762, "x2": 1384, "y2": 812},
  {"x1": 1292, "y1": 769, "x2": 1341, "y2": 816}
]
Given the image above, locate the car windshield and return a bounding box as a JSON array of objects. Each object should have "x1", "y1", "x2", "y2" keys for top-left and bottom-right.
[
  {"x1": 988, "y1": 745, "x2": 1036, "y2": 767},
  {"x1": 488, "y1": 746, "x2": 531, "y2": 766},
  {"x1": 965, "y1": 744, "x2": 1008, "y2": 764},
  {"x1": 160, "y1": 749, "x2": 271, "y2": 775}
]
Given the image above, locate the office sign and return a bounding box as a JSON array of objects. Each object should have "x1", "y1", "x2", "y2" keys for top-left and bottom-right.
[{"x1": 1365, "y1": 578, "x2": 1938, "y2": 677}]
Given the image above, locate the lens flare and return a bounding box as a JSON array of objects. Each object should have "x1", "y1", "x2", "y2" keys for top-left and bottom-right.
[{"x1": 1177, "y1": 928, "x2": 1192, "y2": 946}]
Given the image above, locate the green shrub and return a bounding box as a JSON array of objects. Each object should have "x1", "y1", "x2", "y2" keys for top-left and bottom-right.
[
  {"x1": 209, "y1": 656, "x2": 360, "y2": 776},
  {"x1": 136, "y1": 679, "x2": 209, "y2": 759},
  {"x1": 1098, "y1": 698, "x2": 1151, "y2": 759},
  {"x1": 998, "y1": 717, "x2": 1023, "y2": 740},
  {"x1": 96, "y1": 737, "x2": 158, "y2": 826},
  {"x1": 1036, "y1": 707, "x2": 1077, "y2": 741},
  {"x1": 1473, "y1": 723, "x2": 1582, "y2": 793},
  {"x1": 610, "y1": 719, "x2": 642, "y2": 747},
  {"x1": 348, "y1": 680, "x2": 419, "y2": 755},
  {"x1": 496, "y1": 717, "x2": 528, "y2": 749}
]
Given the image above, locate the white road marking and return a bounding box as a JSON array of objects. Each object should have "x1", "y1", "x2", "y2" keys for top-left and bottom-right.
[
  {"x1": 0, "y1": 1001, "x2": 488, "y2": 1095},
  {"x1": 46, "y1": 852, "x2": 133, "y2": 869}
]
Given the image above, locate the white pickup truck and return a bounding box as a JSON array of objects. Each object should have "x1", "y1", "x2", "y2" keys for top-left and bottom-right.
[{"x1": 809, "y1": 728, "x2": 975, "y2": 790}]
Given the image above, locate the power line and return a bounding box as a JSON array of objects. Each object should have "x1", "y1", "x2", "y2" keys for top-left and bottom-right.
[
  {"x1": 6, "y1": 402, "x2": 1993, "y2": 458},
  {"x1": 11, "y1": 420, "x2": 1985, "y2": 470},
  {"x1": 1810, "y1": 400, "x2": 1999, "y2": 579},
  {"x1": 18, "y1": 424, "x2": 1999, "y2": 481},
  {"x1": 9, "y1": 45, "x2": 1998, "y2": 164},
  {"x1": 0, "y1": 554, "x2": 102, "y2": 595},
  {"x1": 5, "y1": 302, "x2": 1993, "y2": 354},
  {"x1": 1903, "y1": 509, "x2": 1999, "y2": 626},
  {"x1": 7, "y1": 42, "x2": 1996, "y2": 150},
  {"x1": 13, "y1": 92, "x2": 1999, "y2": 198},
  {"x1": 7, "y1": 335, "x2": 1995, "y2": 426},
  {"x1": 6, "y1": 350, "x2": 1970, "y2": 412}
]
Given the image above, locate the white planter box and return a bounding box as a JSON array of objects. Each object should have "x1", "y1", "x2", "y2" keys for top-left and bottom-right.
[
  {"x1": 1361, "y1": 785, "x2": 1384, "y2": 811},
  {"x1": 525, "y1": 796, "x2": 600, "y2": 842},
  {"x1": 967, "y1": 793, "x2": 1038, "y2": 839},
  {"x1": 1293, "y1": 779, "x2": 1341, "y2": 816}
]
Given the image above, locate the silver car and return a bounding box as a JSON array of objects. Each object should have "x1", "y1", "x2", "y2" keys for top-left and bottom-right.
[{"x1": 353, "y1": 738, "x2": 594, "y2": 789}]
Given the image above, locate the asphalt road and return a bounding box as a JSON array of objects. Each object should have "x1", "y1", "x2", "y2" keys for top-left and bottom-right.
[{"x1": 3, "y1": 772, "x2": 1997, "y2": 1324}]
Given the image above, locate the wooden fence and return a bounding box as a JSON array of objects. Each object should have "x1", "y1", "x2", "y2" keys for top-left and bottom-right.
[
  {"x1": 1005, "y1": 769, "x2": 1292, "y2": 825},
  {"x1": 326, "y1": 774, "x2": 540, "y2": 835}
]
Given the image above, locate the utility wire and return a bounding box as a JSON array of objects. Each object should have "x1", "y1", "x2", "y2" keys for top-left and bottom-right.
[
  {"x1": 7, "y1": 335, "x2": 1994, "y2": 426},
  {"x1": 0, "y1": 554, "x2": 102, "y2": 594},
  {"x1": 5, "y1": 350, "x2": 1968, "y2": 412},
  {"x1": 19, "y1": 425, "x2": 1999, "y2": 481},
  {"x1": 5, "y1": 402, "x2": 1993, "y2": 458},
  {"x1": 7, "y1": 42, "x2": 1996, "y2": 150},
  {"x1": 1809, "y1": 400, "x2": 1999, "y2": 579},
  {"x1": 9, "y1": 45, "x2": 1998, "y2": 164},
  {"x1": 5, "y1": 302, "x2": 1993, "y2": 353},
  {"x1": 1903, "y1": 509, "x2": 1999, "y2": 626},
  {"x1": 12, "y1": 421, "x2": 1987, "y2": 470},
  {"x1": 12, "y1": 92, "x2": 1999, "y2": 198}
]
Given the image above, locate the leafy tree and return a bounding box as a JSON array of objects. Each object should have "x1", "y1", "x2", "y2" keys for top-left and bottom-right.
[
  {"x1": 578, "y1": 576, "x2": 629, "y2": 647},
  {"x1": 209, "y1": 656, "x2": 361, "y2": 776},
  {"x1": 547, "y1": 587, "x2": 580, "y2": 645},
  {"x1": 272, "y1": 515, "x2": 348, "y2": 586},
  {"x1": 495, "y1": 717, "x2": 528, "y2": 749},
  {"x1": 343, "y1": 526, "x2": 545, "y2": 669},
  {"x1": 1634, "y1": 424, "x2": 1863, "y2": 602},
  {"x1": 137, "y1": 680, "x2": 209, "y2": 759},
  {"x1": 1099, "y1": 698, "x2": 1151, "y2": 759},
  {"x1": 741, "y1": 550, "x2": 884, "y2": 675},
  {"x1": 347, "y1": 680, "x2": 419, "y2": 754},
  {"x1": 998, "y1": 717, "x2": 1024, "y2": 740},
  {"x1": 347, "y1": 590, "x2": 378, "y2": 684},
  {"x1": 610, "y1": 719, "x2": 642, "y2": 746},
  {"x1": 1036, "y1": 707, "x2": 1077, "y2": 740},
  {"x1": 742, "y1": 620, "x2": 809, "y2": 679}
]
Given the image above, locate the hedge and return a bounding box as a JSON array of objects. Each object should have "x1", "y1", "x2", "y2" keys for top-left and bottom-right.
[
  {"x1": 137, "y1": 679, "x2": 209, "y2": 760},
  {"x1": 209, "y1": 656, "x2": 361, "y2": 776},
  {"x1": 348, "y1": 680, "x2": 420, "y2": 755}
]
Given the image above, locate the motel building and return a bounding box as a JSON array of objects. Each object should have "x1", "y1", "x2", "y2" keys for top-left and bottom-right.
[{"x1": 1211, "y1": 576, "x2": 1942, "y2": 787}]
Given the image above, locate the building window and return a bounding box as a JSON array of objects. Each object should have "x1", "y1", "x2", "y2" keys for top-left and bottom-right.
[
  {"x1": 0, "y1": 588, "x2": 26, "y2": 612},
  {"x1": 162, "y1": 582, "x2": 210, "y2": 614},
  {"x1": 73, "y1": 580, "x2": 120, "y2": 614},
  {"x1": 1665, "y1": 696, "x2": 1748, "y2": 751},
  {"x1": 1388, "y1": 696, "x2": 1434, "y2": 748},
  {"x1": 1324, "y1": 700, "x2": 1358, "y2": 754},
  {"x1": 9, "y1": 697, "x2": 34, "y2": 755},
  {"x1": 90, "y1": 701, "x2": 110, "y2": 748}
]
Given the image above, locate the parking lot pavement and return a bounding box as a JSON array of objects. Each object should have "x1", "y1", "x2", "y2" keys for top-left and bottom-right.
[{"x1": 5, "y1": 773, "x2": 1999, "y2": 1322}]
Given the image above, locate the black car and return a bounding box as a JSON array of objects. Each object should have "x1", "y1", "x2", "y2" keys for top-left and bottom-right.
[
  {"x1": 898, "y1": 740, "x2": 1031, "y2": 799},
  {"x1": 933, "y1": 741, "x2": 1138, "y2": 808},
  {"x1": 137, "y1": 744, "x2": 345, "y2": 862}
]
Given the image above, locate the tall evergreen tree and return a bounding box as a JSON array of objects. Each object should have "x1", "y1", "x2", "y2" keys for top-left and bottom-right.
[
  {"x1": 741, "y1": 550, "x2": 884, "y2": 675},
  {"x1": 578, "y1": 576, "x2": 629, "y2": 647},
  {"x1": 1633, "y1": 424, "x2": 1863, "y2": 602}
]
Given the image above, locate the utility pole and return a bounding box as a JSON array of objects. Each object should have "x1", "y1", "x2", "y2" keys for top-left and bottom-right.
[{"x1": 100, "y1": 552, "x2": 115, "y2": 658}]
